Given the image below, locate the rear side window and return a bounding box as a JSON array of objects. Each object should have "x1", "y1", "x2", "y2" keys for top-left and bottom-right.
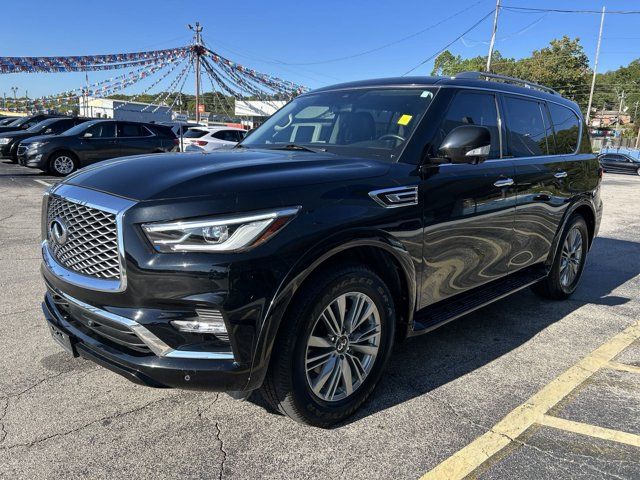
[
  {"x1": 51, "y1": 120, "x2": 74, "y2": 134},
  {"x1": 212, "y1": 130, "x2": 241, "y2": 142},
  {"x1": 548, "y1": 103, "x2": 580, "y2": 154},
  {"x1": 437, "y1": 91, "x2": 500, "y2": 159},
  {"x1": 184, "y1": 128, "x2": 207, "y2": 138},
  {"x1": 117, "y1": 123, "x2": 145, "y2": 137},
  {"x1": 503, "y1": 97, "x2": 550, "y2": 157}
]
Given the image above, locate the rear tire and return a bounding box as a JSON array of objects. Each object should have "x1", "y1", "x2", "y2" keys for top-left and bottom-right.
[
  {"x1": 48, "y1": 153, "x2": 77, "y2": 176},
  {"x1": 261, "y1": 264, "x2": 395, "y2": 427},
  {"x1": 532, "y1": 215, "x2": 589, "y2": 300}
]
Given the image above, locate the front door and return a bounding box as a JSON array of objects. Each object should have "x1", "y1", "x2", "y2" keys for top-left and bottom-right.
[
  {"x1": 419, "y1": 90, "x2": 516, "y2": 308},
  {"x1": 80, "y1": 121, "x2": 118, "y2": 163}
]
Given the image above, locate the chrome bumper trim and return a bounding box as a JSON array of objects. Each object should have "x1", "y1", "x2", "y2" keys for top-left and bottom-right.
[{"x1": 54, "y1": 290, "x2": 235, "y2": 361}]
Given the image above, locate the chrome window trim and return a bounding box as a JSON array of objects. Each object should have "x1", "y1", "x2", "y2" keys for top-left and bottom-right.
[
  {"x1": 54, "y1": 290, "x2": 235, "y2": 360},
  {"x1": 44, "y1": 184, "x2": 134, "y2": 292}
]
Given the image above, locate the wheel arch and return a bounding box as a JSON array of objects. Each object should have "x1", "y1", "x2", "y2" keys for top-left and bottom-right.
[
  {"x1": 245, "y1": 233, "x2": 417, "y2": 391},
  {"x1": 546, "y1": 198, "x2": 598, "y2": 269}
]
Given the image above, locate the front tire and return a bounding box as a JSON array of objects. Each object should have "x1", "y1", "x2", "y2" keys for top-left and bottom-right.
[
  {"x1": 48, "y1": 153, "x2": 77, "y2": 176},
  {"x1": 532, "y1": 214, "x2": 589, "y2": 300},
  {"x1": 636, "y1": 167, "x2": 640, "y2": 176},
  {"x1": 261, "y1": 264, "x2": 395, "y2": 427}
]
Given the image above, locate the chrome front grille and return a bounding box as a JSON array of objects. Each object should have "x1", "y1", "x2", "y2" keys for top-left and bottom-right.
[{"x1": 46, "y1": 195, "x2": 121, "y2": 280}]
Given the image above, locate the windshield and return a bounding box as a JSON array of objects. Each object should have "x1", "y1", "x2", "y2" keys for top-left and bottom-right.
[
  {"x1": 241, "y1": 87, "x2": 436, "y2": 160},
  {"x1": 63, "y1": 121, "x2": 97, "y2": 136},
  {"x1": 26, "y1": 118, "x2": 57, "y2": 133},
  {"x1": 7, "y1": 116, "x2": 31, "y2": 127}
]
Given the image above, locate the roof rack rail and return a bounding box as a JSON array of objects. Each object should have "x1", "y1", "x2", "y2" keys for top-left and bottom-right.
[{"x1": 453, "y1": 71, "x2": 558, "y2": 95}]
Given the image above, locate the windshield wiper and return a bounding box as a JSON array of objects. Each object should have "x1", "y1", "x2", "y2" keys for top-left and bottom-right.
[{"x1": 270, "y1": 144, "x2": 327, "y2": 153}]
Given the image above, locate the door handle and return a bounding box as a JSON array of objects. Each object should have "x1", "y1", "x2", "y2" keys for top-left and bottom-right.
[
  {"x1": 493, "y1": 178, "x2": 514, "y2": 188},
  {"x1": 554, "y1": 171, "x2": 568, "y2": 179}
]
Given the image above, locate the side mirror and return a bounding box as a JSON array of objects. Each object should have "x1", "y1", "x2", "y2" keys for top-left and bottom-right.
[
  {"x1": 438, "y1": 125, "x2": 491, "y2": 164},
  {"x1": 83, "y1": 132, "x2": 93, "y2": 138}
]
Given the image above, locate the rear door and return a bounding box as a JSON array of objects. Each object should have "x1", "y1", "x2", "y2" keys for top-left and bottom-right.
[
  {"x1": 419, "y1": 90, "x2": 516, "y2": 306},
  {"x1": 507, "y1": 96, "x2": 583, "y2": 270}
]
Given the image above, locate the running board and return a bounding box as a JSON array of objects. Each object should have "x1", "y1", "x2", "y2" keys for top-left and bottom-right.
[{"x1": 411, "y1": 266, "x2": 547, "y2": 336}]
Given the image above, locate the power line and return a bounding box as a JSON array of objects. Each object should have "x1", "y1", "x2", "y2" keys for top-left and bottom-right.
[
  {"x1": 270, "y1": 0, "x2": 486, "y2": 66},
  {"x1": 403, "y1": 10, "x2": 495, "y2": 76},
  {"x1": 501, "y1": 5, "x2": 640, "y2": 15}
]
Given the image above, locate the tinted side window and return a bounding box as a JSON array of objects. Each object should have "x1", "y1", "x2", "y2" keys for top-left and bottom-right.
[
  {"x1": 51, "y1": 120, "x2": 74, "y2": 134},
  {"x1": 117, "y1": 123, "x2": 143, "y2": 137},
  {"x1": 503, "y1": 97, "x2": 549, "y2": 157},
  {"x1": 548, "y1": 103, "x2": 580, "y2": 154},
  {"x1": 213, "y1": 130, "x2": 240, "y2": 142},
  {"x1": 85, "y1": 122, "x2": 116, "y2": 138},
  {"x1": 437, "y1": 91, "x2": 500, "y2": 159}
]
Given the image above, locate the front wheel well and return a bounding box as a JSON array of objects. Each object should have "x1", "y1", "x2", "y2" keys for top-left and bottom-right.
[{"x1": 286, "y1": 246, "x2": 413, "y2": 339}]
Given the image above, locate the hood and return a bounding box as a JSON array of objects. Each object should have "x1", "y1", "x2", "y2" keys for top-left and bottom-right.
[
  {"x1": 0, "y1": 130, "x2": 32, "y2": 140},
  {"x1": 0, "y1": 126, "x2": 23, "y2": 134},
  {"x1": 65, "y1": 149, "x2": 391, "y2": 201},
  {"x1": 19, "y1": 134, "x2": 59, "y2": 144}
]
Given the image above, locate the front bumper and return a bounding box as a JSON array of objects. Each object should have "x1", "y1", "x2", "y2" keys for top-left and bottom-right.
[
  {"x1": 42, "y1": 289, "x2": 250, "y2": 390},
  {"x1": 17, "y1": 148, "x2": 46, "y2": 168}
]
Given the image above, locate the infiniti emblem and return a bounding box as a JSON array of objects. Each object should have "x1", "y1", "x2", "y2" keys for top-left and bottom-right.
[{"x1": 49, "y1": 217, "x2": 69, "y2": 246}]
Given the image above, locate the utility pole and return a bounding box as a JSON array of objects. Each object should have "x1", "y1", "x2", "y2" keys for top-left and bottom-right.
[
  {"x1": 486, "y1": 0, "x2": 501, "y2": 72},
  {"x1": 616, "y1": 90, "x2": 625, "y2": 135},
  {"x1": 586, "y1": 6, "x2": 605, "y2": 126},
  {"x1": 189, "y1": 22, "x2": 203, "y2": 123}
]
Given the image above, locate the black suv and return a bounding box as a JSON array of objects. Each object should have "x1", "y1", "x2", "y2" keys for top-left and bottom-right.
[
  {"x1": 20, "y1": 119, "x2": 177, "y2": 176},
  {"x1": 40, "y1": 73, "x2": 602, "y2": 427},
  {"x1": 598, "y1": 152, "x2": 640, "y2": 176},
  {"x1": 1, "y1": 117, "x2": 92, "y2": 161},
  {"x1": 0, "y1": 113, "x2": 63, "y2": 134}
]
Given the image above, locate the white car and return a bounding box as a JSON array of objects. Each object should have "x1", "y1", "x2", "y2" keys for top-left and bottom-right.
[{"x1": 183, "y1": 126, "x2": 247, "y2": 152}]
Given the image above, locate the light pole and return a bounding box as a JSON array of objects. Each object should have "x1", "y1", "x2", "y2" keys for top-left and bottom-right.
[{"x1": 10, "y1": 86, "x2": 18, "y2": 111}]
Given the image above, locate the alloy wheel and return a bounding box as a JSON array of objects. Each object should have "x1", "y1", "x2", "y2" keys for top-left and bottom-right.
[
  {"x1": 53, "y1": 156, "x2": 75, "y2": 175},
  {"x1": 560, "y1": 227, "x2": 583, "y2": 287},
  {"x1": 304, "y1": 292, "x2": 381, "y2": 402}
]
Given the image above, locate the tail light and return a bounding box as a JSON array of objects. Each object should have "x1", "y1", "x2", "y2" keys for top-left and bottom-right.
[
  {"x1": 196, "y1": 140, "x2": 209, "y2": 146},
  {"x1": 172, "y1": 138, "x2": 179, "y2": 145},
  {"x1": 598, "y1": 166, "x2": 604, "y2": 179}
]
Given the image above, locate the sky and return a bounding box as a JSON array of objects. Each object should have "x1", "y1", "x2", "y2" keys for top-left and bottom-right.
[{"x1": 1, "y1": 0, "x2": 639, "y2": 99}]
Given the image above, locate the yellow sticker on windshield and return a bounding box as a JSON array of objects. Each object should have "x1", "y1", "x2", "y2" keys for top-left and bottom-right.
[{"x1": 397, "y1": 114, "x2": 413, "y2": 126}]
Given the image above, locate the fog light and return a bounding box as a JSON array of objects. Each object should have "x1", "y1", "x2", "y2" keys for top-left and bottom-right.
[{"x1": 170, "y1": 309, "x2": 228, "y2": 341}]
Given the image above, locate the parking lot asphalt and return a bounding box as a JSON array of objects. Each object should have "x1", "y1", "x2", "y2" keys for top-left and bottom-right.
[{"x1": 0, "y1": 158, "x2": 639, "y2": 479}]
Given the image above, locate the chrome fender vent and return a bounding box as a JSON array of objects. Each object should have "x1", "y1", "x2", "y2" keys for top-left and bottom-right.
[{"x1": 369, "y1": 186, "x2": 418, "y2": 208}]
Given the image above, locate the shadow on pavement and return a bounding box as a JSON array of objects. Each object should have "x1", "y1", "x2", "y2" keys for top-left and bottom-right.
[{"x1": 250, "y1": 236, "x2": 640, "y2": 426}]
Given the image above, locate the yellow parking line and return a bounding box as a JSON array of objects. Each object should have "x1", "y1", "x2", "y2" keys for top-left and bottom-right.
[
  {"x1": 539, "y1": 415, "x2": 640, "y2": 448},
  {"x1": 420, "y1": 319, "x2": 640, "y2": 480},
  {"x1": 607, "y1": 361, "x2": 640, "y2": 375}
]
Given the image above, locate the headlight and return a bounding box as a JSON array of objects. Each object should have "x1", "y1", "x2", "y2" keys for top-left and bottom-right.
[
  {"x1": 142, "y1": 207, "x2": 301, "y2": 252},
  {"x1": 0, "y1": 138, "x2": 11, "y2": 145},
  {"x1": 28, "y1": 141, "x2": 46, "y2": 150}
]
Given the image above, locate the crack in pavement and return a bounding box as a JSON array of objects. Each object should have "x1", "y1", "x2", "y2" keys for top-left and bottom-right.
[
  {"x1": 196, "y1": 394, "x2": 227, "y2": 479},
  {"x1": 215, "y1": 421, "x2": 228, "y2": 480},
  {"x1": 2, "y1": 396, "x2": 169, "y2": 451},
  {"x1": 0, "y1": 398, "x2": 8, "y2": 444}
]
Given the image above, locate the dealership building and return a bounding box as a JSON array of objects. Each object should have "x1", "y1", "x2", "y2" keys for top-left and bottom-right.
[
  {"x1": 235, "y1": 100, "x2": 287, "y2": 128},
  {"x1": 79, "y1": 96, "x2": 173, "y2": 123}
]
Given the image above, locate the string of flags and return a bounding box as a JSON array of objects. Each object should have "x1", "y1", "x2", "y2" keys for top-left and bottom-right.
[{"x1": 1, "y1": 43, "x2": 308, "y2": 113}]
